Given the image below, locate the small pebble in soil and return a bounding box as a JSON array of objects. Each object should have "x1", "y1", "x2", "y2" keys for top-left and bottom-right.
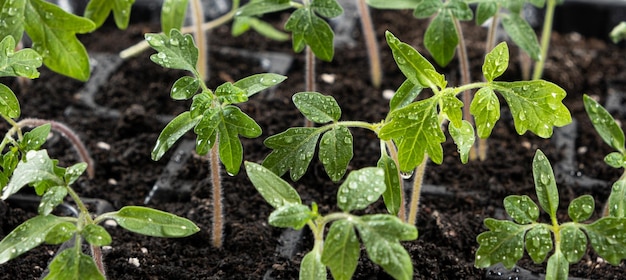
[
  {"x1": 383, "y1": 89, "x2": 395, "y2": 100},
  {"x1": 128, "y1": 257, "x2": 140, "y2": 267}
]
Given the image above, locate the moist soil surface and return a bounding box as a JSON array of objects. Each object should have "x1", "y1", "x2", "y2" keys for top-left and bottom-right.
[{"x1": 1, "y1": 6, "x2": 626, "y2": 280}]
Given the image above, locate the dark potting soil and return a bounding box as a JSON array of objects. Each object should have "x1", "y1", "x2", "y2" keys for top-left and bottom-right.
[{"x1": 1, "y1": 7, "x2": 626, "y2": 280}]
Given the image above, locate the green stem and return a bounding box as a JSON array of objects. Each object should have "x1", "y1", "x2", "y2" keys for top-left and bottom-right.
[
  {"x1": 356, "y1": 0, "x2": 382, "y2": 88},
  {"x1": 407, "y1": 154, "x2": 428, "y2": 225},
  {"x1": 209, "y1": 141, "x2": 224, "y2": 248},
  {"x1": 190, "y1": 0, "x2": 208, "y2": 81},
  {"x1": 532, "y1": 0, "x2": 557, "y2": 80}
]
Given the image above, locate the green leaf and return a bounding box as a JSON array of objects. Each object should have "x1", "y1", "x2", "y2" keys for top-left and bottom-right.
[
  {"x1": 449, "y1": 120, "x2": 475, "y2": 164},
  {"x1": 0, "y1": 35, "x2": 42, "y2": 78},
  {"x1": 300, "y1": 250, "x2": 327, "y2": 280},
  {"x1": 475, "y1": 219, "x2": 525, "y2": 269},
  {"x1": 610, "y1": 21, "x2": 626, "y2": 44},
  {"x1": 385, "y1": 31, "x2": 437, "y2": 89},
  {"x1": 0, "y1": 0, "x2": 26, "y2": 42},
  {"x1": 412, "y1": 0, "x2": 442, "y2": 18},
  {"x1": 0, "y1": 84, "x2": 20, "y2": 118},
  {"x1": 146, "y1": 29, "x2": 198, "y2": 72},
  {"x1": 504, "y1": 195, "x2": 539, "y2": 224},
  {"x1": 218, "y1": 106, "x2": 262, "y2": 175},
  {"x1": 360, "y1": 214, "x2": 418, "y2": 241},
  {"x1": 560, "y1": 225, "x2": 586, "y2": 263},
  {"x1": 476, "y1": 2, "x2": 497, "y2": 25},
  {"x1": 585, "y1": 217, "x2": 626, "y2": 265},
  {"x1": 171, "y1": 76, "x2": 200, "y2": 100},
  {"x1": 470, "y1": 87, "x2": 500, "y2": 138},
  {"x1": 45, "y1": 222, "x2": 77, "y2": 245},
  {"x1": 284, "y1": 8, "x2": 335, "y2": 61},
  {"x1": 38, "y1": 185, "x2": 67, "y2": 216},
  {"x1": 0, "y1": 215, "x2": 65, "y2": 264},
  {"x1": 236, "y1": 0, "x2": 292, "y2": 17},
  {"x1": 483, "y1": 42, "x2": 509, "y2": 82},
  {"x1": 532, "y1": 150, "x2": 559, "y2": 219},
  {"x1": 366, "y1": 0, "x2": 420, "y2": 9},
  {"x1": 494, "y1": 80, "x2": 571, "y2": 138},
  {"x1": 608, "y1": 180, "x2": 626, "y2": 218},
  {"x1": 501, "y1": 13, "x2": 541, "y2": 61},
  {"x1": 84, "y1": 0, "x2": 135, "y2": 29},
  {"x1": 440, "y1": 91, "x2": 463, "y2": 127},
  {"x1": 357, "y1": 217, "x2": 414, "y2": 280},
  {"x1": 605, "y1": 152, "x2": 626, "y2": 169},
  {"x1": 424, "y1": 12, "x2": 458, "y2": 67},
  {"x1": 81, "y1": 224, "x2": 112, "y2": 246},
  {"x1": 447, "y1": 0, "x2": 473, "y2": 20},
  {"x1": 545, "y1": 250, "x2": 569, "y2": 280},
  {"x1": 268, "y1": 204, "x2": 313, "y2": 229},
  {"x1": 232, "y1": 16, "x2": 290, "y2": 41},
  {"x1": 321, "y1": 220, "x2": 359, "y2": 280},
  {"x1": 583, "y1": 94, "x2": 625, "y2": 153},
  {"x1": 152, "y1": 111, "x2": 201, "y2": 161},
  {"x1": 44, "y1": 249, "x2": 104, "y2": 280},
  {"x1": 319, "y1": 126, "x2": 353, "y2": 182},
  {"x1": 190, "y1": 92, "x2": 213, "y2": 118},
  {"x1": 293, "y1": 92, "x2": 341, "y2": 124},
  {"x1": 160, "y1": 0, "x2": 188, "y2": 33},
  {"x1": 233, "y1": 73, "x2": 287, "y2": 97},
  {"x1": 377, "y1": 154, "x2": 402, "y2": 216},
  {"x1": 337, "y1": 167, "x2": 386, "y2": 212},
  {"x1": 311, "y1": 0, "x2": 343, "y2": 18},
  {"x1": 20, "y1": 123, "x2": 50, "y2": 151},
  {"x1": 216, "y1": 82, "x2": 248, "y2": 104},
  {"x1": 245, "y1": 161, "x2": 302, "y2": 208},
  {"x1": 2, "y1": 150, "x2": 63, "y2": 200},
  {"x1": 263, "y1": 127, "x2": 321, "y2": 181},
  {"x1": 525, "y1": 226, "x2": 552, "y2": 263},
  {"x1": 568, "y1": 195, "x2": 594, "y2": 222},
  {"x1": 389, "y1": 79, "x2": 422, "y2": 112},
  {"x1": 25, "y1": 0, "x2": 96, "y2": 81},
  {"x1": 108, "y1": 206, "x2": 200, "y2": 238},
  {"x1": 194, "y1": 107, "x2": 221, "y2": 147},
  {"x1": 379, "y1": 98, "x2": 444, "y2": 171}
]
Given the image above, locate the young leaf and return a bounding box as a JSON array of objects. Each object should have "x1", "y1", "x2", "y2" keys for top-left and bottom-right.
[
  {"x1": 300, "y1": 250, "x2": 327, "y2": 280},
  {"x1": 146, "y1": 29, "x2": 198, "y2": 72},
  {"x1": 501, "y1": 13, "x2": 541, "y2": 61},
  {"x1": 389, "y1": 80, "x2": 422, "y2": 112},
  {"x1": 233, "y1": 16, "x2": 291, "y2": 41},
  {"x1": 568, "y1": 195, "x2": 594, "y2": 222},
  {"x1": 319, "y1": 126, "x2": 353, "y2": 182},
  {"x1": 216, "y1": 82, "x2": 248, "y2": 104},
  {"x1": 583, "y1": 94, "x2": 625, "y2": 153},
  {"x1": 605, "y1": 152, "x2": 626, "y2": 169},
  {"x1": 470, "y1": 87, "x2": 500, "y2": 138},
  {"x1": 268, "y1": 204, "x2": 313, "y2": 229},
  {"x1": 38, "y1": 185, "x2": 67, "y2": 216},
  {"x1": 357, "y1": 217, "x2": 414, "y2": 280},
  {"x1": 545, "y1": 250, "x2": 569, "y2": 280},
  {"x1": 584, "y1": 217, "x2": 626, "y2": 265},
  {"x1": 2, "y1": 150, "x2": 63, "y2": 200},
  {"x1": 559, "y1": 225, "x2": 586, "y2": 263},
  {"x1": 311, "y1": 0, "x2": 343, "y2": 18},
  {"x1": 0, "y1": 84, "x2": 20, "y2": 119},
  {"x1": 171, "y1": 76, "x2": 200, "y2": 100},
  {"x1": 359, "y1": 214, "x2": 418, "y2": 241},
  {"x1": 532, "y1": 150, "x2": 559, "y2": 219},
  {"x1": 233, "y1": 73, "x2": 287, "y2": 97},
  {"x1": 218, "y1": 106, "x2": 262, "y2": 175},
  {"x1": 0, "y1": 35, "x2": 42, "y2": 78},
  {"x1": 108, "y1": 206, "x2": 200, "y2": 238},
  {"x1": 447, "y1": 0, "x2": 473, "y2": 21},
  {"x1": 440, "y1": 91, "x2": 464, "y2": 127},
  {"x1": 284, "y1": 8, "x2": 335, "y2": 61},
  {"x1": 84, "y1": 0, "x2": 135, "y2": 29},
  {"x1": 385, "y1": 31, "x2": 438, "y2": 89},
  {"x1": 476, "y1": 1, "x2": 497, "y2": 25},
  {"x1": 494, "y1": 80, "x2": 571, "y2": 138},
  {"x1": 236, "y1": 0, "x2": 292, "y2": 17},
  {"x1": 475, "y1": 218, "x2": 525, "y2": 269},
  {"x1": 483, "y1": 42, "x2": 509, "y2": 82},
  {"x1": 245, "y1": 161, "x2": 302, "y2": 208},
  {"x1": 337, "y1": 167, "x2": 386, "y2": 212},
  {"x1": 608, "y1": 180, "x2": 626, "y2": 218},
  {"x1": 263, "y1": 127, "x2": 321, "y2": 181},
  {"x1": 379, "y1": 98, "x2": 444, "y2": 171},
  {"x1": 321, "y1": 220, "x2": 359, "y2": 280},
  {"x1": 525, "y1": 226, "x2": 552, "y2": 263},
  {"x1": 160, "y1": 0, "x2": 189, "y2": 33},
  {"x1": 20, "y1": 123, "x2": 50, "y2": 151},
  {"x1": 81, "y1": 224, "x2": 112, "y2": 246},
  {"x1": 44, "y1": 249, "x2": 104, "y2": 280},
  {"x1": 412, "y1": 0, "x2": 442, "y2": 18},
  {"x1": 0, "y1": 215, "x2": 65, "y2": 264},
  {"x1": 152, "y1": 111, "x2": 201, "y2": 161},
  {"x1": 449, "y1": 120, "x2": 475, "y2": 164},
  {"x1": 377, "y1": 154, "x2": 402, "y2": 216},
  {"x1": 24, "y1": 0, "x2": 96, "y2": 81},
  {"x1": 366, "y1": 0, "x2": 421, "y2": 10},
  {"x1": 293, "y1": 92, "x2": 341, "y2": 124},
  {"x1": 504, "y1": 195, "x2": 539, "y2": 224},
  {"x1": 194, "y1": 107, "x2": 221, "y2": 151},
  {"x1": 424, "y1": 12, "x2": 458, "y2": 67}
]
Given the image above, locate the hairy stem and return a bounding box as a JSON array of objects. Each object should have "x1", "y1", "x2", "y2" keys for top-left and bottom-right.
[
  {"x1": 478, "y1": 11, "x2": 501, "y2": 161},
  {"x1": 453, "y1": 18, "x2": 475, "y2": 161},
  {"x1": 304, "y1": 46, "x2": 316, "y2": 127},
  {"x1": 407, "y1": 155, "x2": 428, "y2": 225},
  {"x1": 356, "y1": 0, "x2": 382, "y2": 88},
  {"x1": 532, "y1": 0, "x2": 557, "y2": 80},
  {"x1": 91, "y1": 244, "x2": 106, "y2": 278},
  {"x1": 209, "y1": 142, "x2": 224, "y2": 248}
]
